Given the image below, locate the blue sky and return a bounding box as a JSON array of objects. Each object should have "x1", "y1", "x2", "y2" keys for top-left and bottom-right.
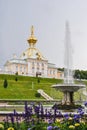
[{"x1": 1, "y1": 0, "x2": 87, "y2": 70}]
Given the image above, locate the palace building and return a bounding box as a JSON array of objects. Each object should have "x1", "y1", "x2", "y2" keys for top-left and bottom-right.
[{"x1": 4, "y1": 26, "x2": 63, "y2": 79}]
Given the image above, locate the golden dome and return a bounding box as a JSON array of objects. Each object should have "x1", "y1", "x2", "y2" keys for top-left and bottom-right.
[{"x1": 20, "y1": 48, "x2": 47, "y2": 60}]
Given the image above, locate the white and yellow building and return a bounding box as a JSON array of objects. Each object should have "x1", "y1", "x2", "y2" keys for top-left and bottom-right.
[{"x1": 4, "y1": 26, "x2": 63, "y2": 79}]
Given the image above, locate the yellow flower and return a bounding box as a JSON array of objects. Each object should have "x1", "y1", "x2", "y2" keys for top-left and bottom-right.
[
  {"x1": 0, "y1": 124, "x2": 4, "y2": 129},
  {"x1": 81, "y1": 120, "x2": 85, "y2": 125},
  {"x1": 75, "y1": 123, "x2": 80, "y2": 127},
  {"x1": 68, "y1": 117, "x2": 73, "y2": 121},
  {"x1": 69, "y1": 125, "x2": 75, "y2": 129},
  {"x1": 7, "y1": 127, "x2": 14, "y2": 130},
  {"x1": 56, "y1": 119, "x2": 61, "y2": 123}
]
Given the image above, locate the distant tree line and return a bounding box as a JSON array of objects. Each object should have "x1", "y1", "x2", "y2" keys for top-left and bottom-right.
[
  {"x1": 74, "y1": 69, "x2": 87, "y2": 80},
  {"x1": 58, "y1": 68, "x2": 87, "y2": 80}
]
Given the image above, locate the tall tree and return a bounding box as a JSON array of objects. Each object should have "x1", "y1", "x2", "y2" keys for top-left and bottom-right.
[{"x1": 3, "y1": 79, "x2": 8, "y2": 88}]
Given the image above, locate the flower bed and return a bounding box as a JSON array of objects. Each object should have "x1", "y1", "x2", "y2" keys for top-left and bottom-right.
[{"x1": 0, "y1": 102, "x2": 87, "y2": 130}]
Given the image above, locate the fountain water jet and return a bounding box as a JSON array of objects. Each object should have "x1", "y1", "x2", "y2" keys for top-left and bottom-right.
[{"x1": 52, "y1": 22, "x2": 85, "y2": 105}]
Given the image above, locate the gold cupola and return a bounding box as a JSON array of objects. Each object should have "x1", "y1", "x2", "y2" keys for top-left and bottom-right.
[{"x1": 27, "y1": 26, "x2": 37, "y2": 48}]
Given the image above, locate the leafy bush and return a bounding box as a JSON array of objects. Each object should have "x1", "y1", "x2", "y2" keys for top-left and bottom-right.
[
  {"x1": 37, "y1": 78, "x2": 40, "y2": 83},
  {"x1": 35, "y1": 92, "x2": 41, "y2": 98},
  {"x1": 15, "y1": 77, "x2": 18, "y2": 81},
  {"x1": 3, "y1": 79, "x2": 8, "y2": 88}
]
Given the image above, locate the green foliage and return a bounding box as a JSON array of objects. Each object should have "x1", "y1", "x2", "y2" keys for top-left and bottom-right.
[
  {"x1": 1, "y1": 112, "x2": 87, "y2": 130},
  {"x1": 35, "y1": 92, "x2": 41, "y2": 98},
  {"x1": 0, "y1": 124, "x2": 4, "y2": 130},
  {"x1": 74, "y1": 69, "x2": 87, "y2": 79},
  {"x1": 58, "y1": 67, "x2": 64, "y2": 71},
  {"x1": 3, "y1": 79, "x2": 8, "y2": 88}
]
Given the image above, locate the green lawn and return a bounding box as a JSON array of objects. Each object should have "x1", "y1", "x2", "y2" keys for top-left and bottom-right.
[
  {"x1": 0, "y1": 74, "x2": 63, "y2": 100},
  {"x1": 0, "y1": 74, "x2": 86, "y2": 101}
]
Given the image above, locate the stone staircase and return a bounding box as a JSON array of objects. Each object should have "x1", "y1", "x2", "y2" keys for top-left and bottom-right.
[{"x1": 37, "y1": 89, "x2": 53, "y2": 101}]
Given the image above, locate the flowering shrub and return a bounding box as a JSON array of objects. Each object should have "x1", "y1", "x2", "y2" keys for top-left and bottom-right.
[{"x1": 1, "y1": 102, "x2": 87, "y2": 130}]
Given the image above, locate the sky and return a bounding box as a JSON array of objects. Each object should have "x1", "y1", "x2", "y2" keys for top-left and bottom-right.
[{"x1": 0, "y1": 0, "x2": 87, "y2": 70}]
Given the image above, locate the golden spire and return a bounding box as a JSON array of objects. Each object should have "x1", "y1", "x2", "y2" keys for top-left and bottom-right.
[
  {"x1": 31, "y1": 25, "x2": 34, "y2": 36},
  {"x1": 27, "y1": 26, "x2": 37, "y2": 47}
]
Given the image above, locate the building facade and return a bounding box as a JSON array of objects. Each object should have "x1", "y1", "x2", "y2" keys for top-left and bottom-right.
[{"x1": 4, "y1": 26, "x2": 63, "y2": 79}]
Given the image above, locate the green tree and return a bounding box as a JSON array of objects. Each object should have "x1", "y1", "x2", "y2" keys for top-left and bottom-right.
[
  {"x1": 74, "y1": 69, "x2": 87, "y2": 79},
  {"x1": 58, "y1": 68, "x2": 64, "y2": 71},
  {"x1": 15, "y1": 77, "x2": 18, "y2": 81},
  {"x1": 3, "y1": 79, "x2": 8, "y2": 88}
]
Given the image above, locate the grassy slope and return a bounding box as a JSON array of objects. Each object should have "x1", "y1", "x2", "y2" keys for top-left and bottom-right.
[
  {"x1": 0, "y1": 74, "x2": 86, "y2": 101},
  {"x1": 0, "y1": 74, "x2": 63, "y2": 99}
]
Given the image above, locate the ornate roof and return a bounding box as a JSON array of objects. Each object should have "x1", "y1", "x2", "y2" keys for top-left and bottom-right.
[
  {"x1": 20, "y1": 47, "x2": 47, "y2": 60},
  {"x1": 20, "y1": 26, "x2": 47, "y2": 61}
]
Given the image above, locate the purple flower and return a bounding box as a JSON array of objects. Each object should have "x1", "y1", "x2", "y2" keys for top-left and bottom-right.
[
  {"x1": 84, "y1": 101, "x2": 87, "y2": 106},
  {"x1": 28, "y1": 128, "x2": 31, "y2": 130},
  {"x1": 47, "y1": 125, "x2": 53, "y2": 130},
  {"x1": 64, "y1": 113, "x2": 69, "y2": 119},
  {"x1": 48, "y1": 119, "x2": 53, "y2": 124},
  {"x1": 77, "y1": 107, "x2": 84, "y2": 116},
  {"x1": 54, "y1": 126, "x2": 60, "y2": 130},
  {"x1": 73, "y1": 114, "x2": 80, "y2": 122},
  {"x1": 80, "y1": 111, "x2": 84, "y2": 115},
  {"x1": 77, "y1": 107, "x2": 83, "y2": 113},
  {"x1": 34, "y1": 106, "x2": 40, "y2": 113}
]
